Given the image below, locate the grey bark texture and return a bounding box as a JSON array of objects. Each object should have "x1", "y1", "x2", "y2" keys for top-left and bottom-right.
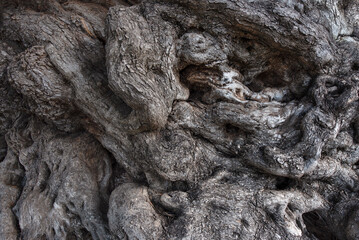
[{"x1": 0, "y1": 0, "x2": 359, "y2": 239}]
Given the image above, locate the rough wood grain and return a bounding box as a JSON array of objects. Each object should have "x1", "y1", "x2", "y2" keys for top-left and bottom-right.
[{"x1": 0, "y1": 0, "x2": 358, "y2": 239}]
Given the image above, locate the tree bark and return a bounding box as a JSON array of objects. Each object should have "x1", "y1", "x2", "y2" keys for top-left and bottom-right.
[{"x1": 0, "y1": 0, "x2": 359, "y2": 239}]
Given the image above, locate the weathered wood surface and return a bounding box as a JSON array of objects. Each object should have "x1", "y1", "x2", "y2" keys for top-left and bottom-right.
[{"x1": 0, "y1": 0, "x2": 358, "y2": 239}]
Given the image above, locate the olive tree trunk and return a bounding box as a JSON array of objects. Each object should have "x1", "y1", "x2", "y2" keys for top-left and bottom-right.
[{"x1": 1, "y1": 0, "x2": 359, "y2": 239}]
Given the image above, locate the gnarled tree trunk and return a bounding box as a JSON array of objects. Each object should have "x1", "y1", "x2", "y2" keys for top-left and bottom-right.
[{"x1": 0, "y1": 0, "x2": 359, "y2": 239}]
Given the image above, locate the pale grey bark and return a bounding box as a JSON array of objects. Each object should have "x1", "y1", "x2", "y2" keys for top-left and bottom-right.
[{"x1": 0, "y1": 0, "x2": 359, "y2": 239}]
